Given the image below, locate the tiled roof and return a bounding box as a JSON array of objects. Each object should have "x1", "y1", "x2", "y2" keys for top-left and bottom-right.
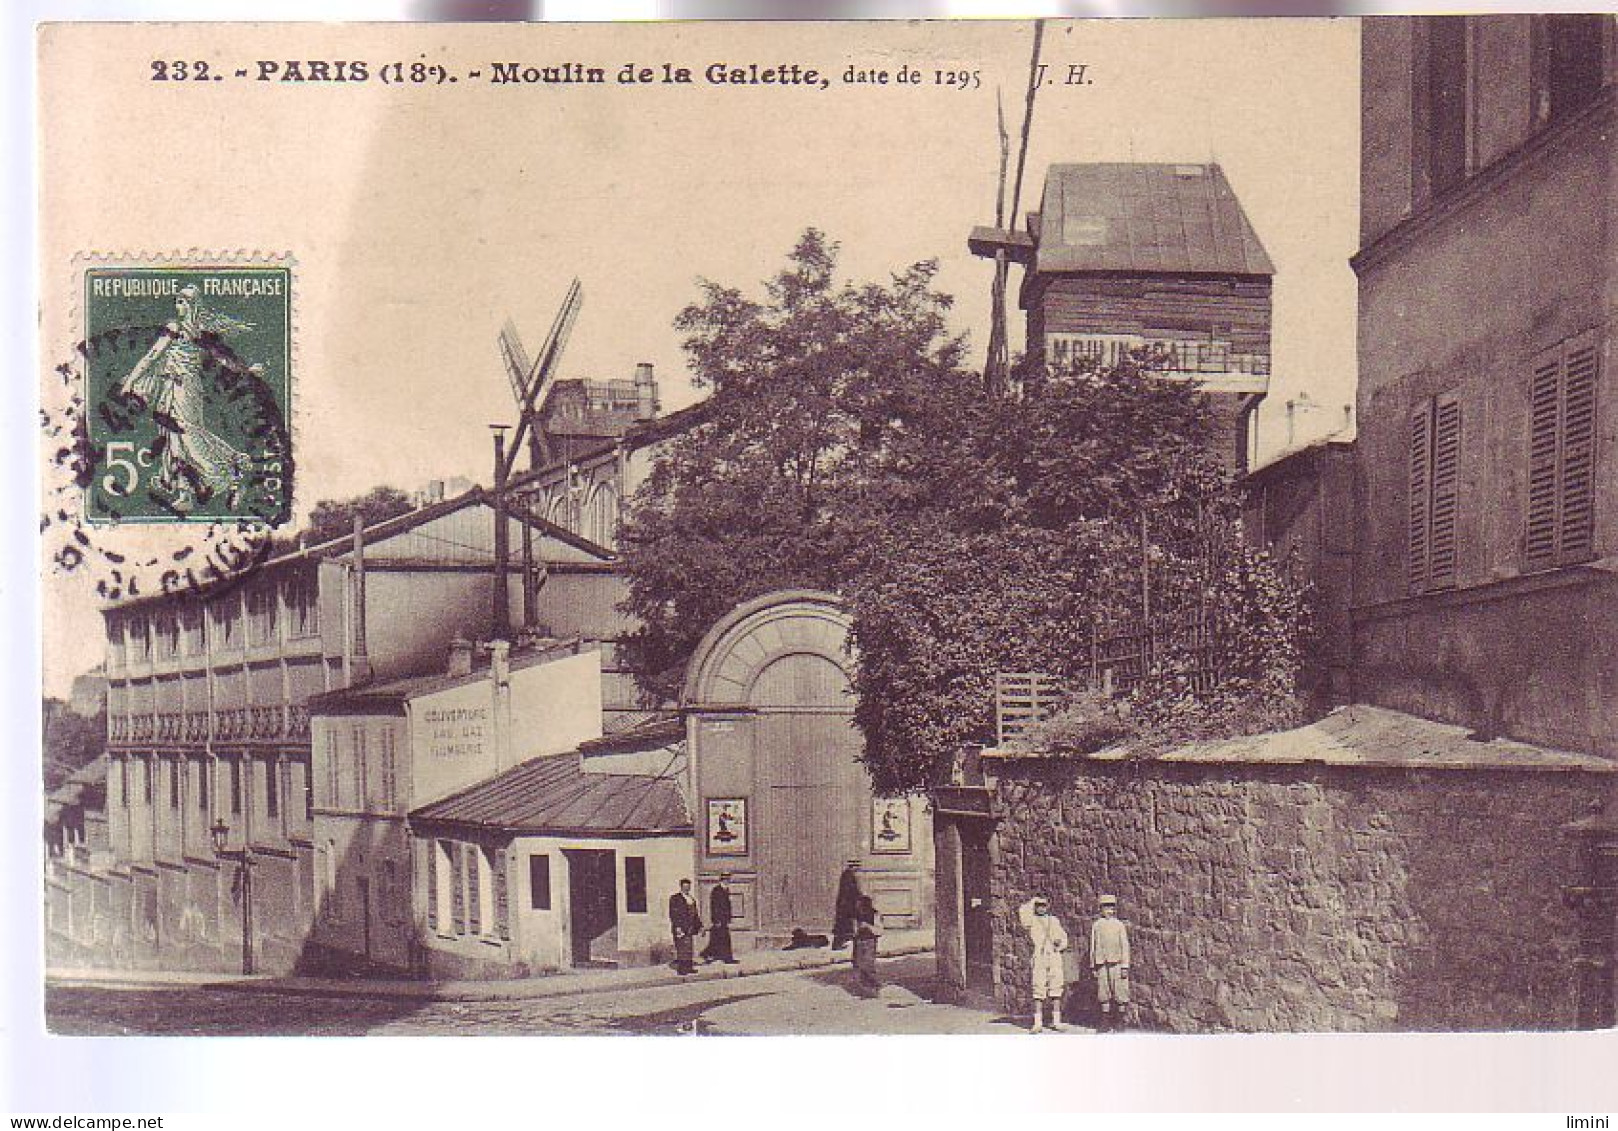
[
  {"x1": 1032, "y1": 163, "x2": 1274, "y2": 277},
  {"x1": 410, "y1": 752, "x2": 691, "y2": 836}
]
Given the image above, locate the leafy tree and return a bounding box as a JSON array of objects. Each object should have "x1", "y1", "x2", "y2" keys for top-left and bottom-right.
[
  {"x1": 43, "y1": 697, "x2": 108, "y2": 792},
  {"x1": 620, "y1": 231, "x2": 1313, "y2": 791},
  {"x1": 616, "y1": 229, "x2": 971, "y2": 702},
  {"x1": 304, "y1": 486, "x2": 415, "y2": 547}
]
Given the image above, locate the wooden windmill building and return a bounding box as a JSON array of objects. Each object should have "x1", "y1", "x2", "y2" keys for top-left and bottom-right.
[{"x1": 971, "y1": 162, "x2": 1275, "y2": 474}]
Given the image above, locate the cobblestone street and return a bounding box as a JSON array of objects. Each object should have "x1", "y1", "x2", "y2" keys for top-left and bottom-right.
[{"x1": 46, "y1": 954, "x2": 1040, "y2": 1037}]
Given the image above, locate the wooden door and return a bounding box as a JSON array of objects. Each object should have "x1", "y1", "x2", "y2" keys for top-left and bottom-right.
[
  {"x1": 962, "y1": 823, "x2": 995, "y2": 992},
  {"x1": 751, "y1": 653, "x2": 865, "y2": 933}
]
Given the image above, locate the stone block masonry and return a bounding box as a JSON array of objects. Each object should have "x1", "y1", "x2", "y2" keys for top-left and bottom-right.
[{"x1": 989, "y1": 753, "x2": 1612, "y2": 1032}]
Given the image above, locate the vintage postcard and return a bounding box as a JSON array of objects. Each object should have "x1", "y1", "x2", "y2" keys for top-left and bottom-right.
[{"x1": 35, "y1": 16, "x2": 1618, "y2": 1054}]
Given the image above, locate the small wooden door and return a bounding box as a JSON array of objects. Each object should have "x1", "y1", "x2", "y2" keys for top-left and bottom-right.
[
  {"x1": 564, "y1": 849, "x2": 618, "y2": 966},
  {"x1": 962, "y1": 824, "x2": 995, "y2": 992}
]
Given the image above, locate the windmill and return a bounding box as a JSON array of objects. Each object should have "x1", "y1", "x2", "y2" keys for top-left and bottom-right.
[
  {"x1": 497, "y1": 277, "x2": 584, "y2": 474},
  {"x1": 490, "y1": 278, "x2": 583, "y2": 639}
]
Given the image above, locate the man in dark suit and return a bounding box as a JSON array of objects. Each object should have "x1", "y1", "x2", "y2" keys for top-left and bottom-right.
[
  {"x1": 669, "y1": 878, "x2": 703, "y2": 975},
  {"x1": 701, "y1": 874, "x2": 739, "y2": 964}
]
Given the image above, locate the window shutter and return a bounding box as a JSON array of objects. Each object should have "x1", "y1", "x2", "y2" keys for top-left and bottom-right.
[
  {"x1": 466, "y1": 845, "x2": 481, "y2": 935},
  {"x1": 1526, "y1": 349, "x2": 1563, "y2": 569},
  {"x1": 451, "y1": 842, "x2": 466, "y2": 934},
  {"x1": 1408, "y1": 404, "x2": 1432, "y2": 591},
  {"x1": 426, "y1": 840, "x2": 438, "y2": 929},
  {"x1": 1428, "y1": 394, "x2": 1463, "y2": 589},
  {"x1": 1559, "y1": 337, "x2": 1599, "y2": 563},
  {"x1": 493, "y1": 849, "x2": 510, "y2": 941}
]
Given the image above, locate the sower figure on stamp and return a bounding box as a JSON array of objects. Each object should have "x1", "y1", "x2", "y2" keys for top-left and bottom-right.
[
  {"x1": 701, "y1": 874, "x2": 739, "y2": 964},
  {"x1": 118, "y1": 286, "x2": 256, "y2": 512},
  {"x1": 1090, "y1": 894, "x2": 1131, "y2": 1031},
  {"x1": 1018, "y1": 894, "x2": 1069, "y2": 1032},
  {"x1": 669, "y1": 878, "x2": 703, "y2": 975}
]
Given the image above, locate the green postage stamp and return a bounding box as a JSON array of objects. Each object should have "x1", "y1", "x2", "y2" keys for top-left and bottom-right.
[{"x1": 82, "y1": 264, "x2": 292, "y2": 525}]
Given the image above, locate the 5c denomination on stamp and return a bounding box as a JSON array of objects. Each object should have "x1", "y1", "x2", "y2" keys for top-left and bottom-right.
[{"x1": 83, "y1": 265, "x2": 292, "y2": 525}]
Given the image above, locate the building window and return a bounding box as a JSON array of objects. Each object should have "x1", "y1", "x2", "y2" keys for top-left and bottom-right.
[
  {"x1": 246, "y1": 585, "x2": 276, "y2": 647},
  {"x1": 352, "y1": 725, "x2": 368, "y2": 810},
  {"x1": 1422, "y1": 16, "x2": 1469, "y2": 198},
  {"x1": 180, "y1": 606, "x2": 205, "y2": 655},
  {"x1": 120, "y1": 757, "x2": 129, "y2": 807},
  {"x1": 1408, "y1": 392, "x2": 1464, "y2": 593},
  {"x1": 155, "y1": 614, "x2": 181, "y2": 660},
  {"x1": 129, "y1": 616, "x2": 152, "y2": 663},
  {"x1": 142, "y1": 757, "x2": 153, "y2": 804},
  {"x1": 197, "y1": 757, "x2": 210, "y2": 814},
  {"x1": 208, "y1": 598, "x2": 238, "y2": 651},
  {"x1": 107, "y1": 618, "x2": 126, "y2": 668},
  {"x1": 168, "y1": 758, "x2": 180, "y2": 809},
  {"x1": 284, "y1": 572, "x2": 320, "y2": 638},
  {"x1": 1526, "y1": 334, "x2": 1601, "y2": 571},
  {"x1": 1537, "y1": 15, "x2": 1610, "y2": 127},
  {"x1": 435, "y1": 841, "x2": 456, "y2": 933},
  {"x1": 265, "y1": 759, "x2": 280, "y2": 819},
  {"x1": 529, "y1": 854, "x2": 551, "y2": 911},
  {"x1": 624, "y1": 856, "x2": 648, "y2": 914},
  {"x1": 302, "y1": 762, "x2": 314, "y2": 821},
  {"x1": 477, "y1": 848, "x2": 496, "y2": 937},
  {"x1": 229, "y1": 757, "x2": 243, "y2": 815},
  {"x1": 379, "y1": 727, "x2": 397, "y2": 812},
  {"x1": 325, "y1": 730, "x2": 340, "y2": 809}
]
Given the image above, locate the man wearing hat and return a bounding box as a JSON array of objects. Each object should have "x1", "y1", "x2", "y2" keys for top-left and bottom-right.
[
  {"x1": 1090, "y1": 894, "x2": 1131, "y2": 1030},
  {"x1": 1017, "y1": 894, "x2": 1070, "y2": 1033}
]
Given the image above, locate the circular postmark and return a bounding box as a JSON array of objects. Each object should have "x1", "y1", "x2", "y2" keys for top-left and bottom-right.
[{"x1": 42, "y1": 258, "x2": 297, "y2": 605}]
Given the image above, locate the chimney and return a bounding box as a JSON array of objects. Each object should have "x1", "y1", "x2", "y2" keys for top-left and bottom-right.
[
  {"x1": 350, "y1": 514, "x2": 372, "y2": 683},
  {"x1": 447, "y1": 636, "x2": 474, "y2": 678},
  {"x1": 633, "y1": 362, "x2": 659, "y2": 420},
  {"x1": 490, "y1": 639, "x2": 511, "y2": 688}
]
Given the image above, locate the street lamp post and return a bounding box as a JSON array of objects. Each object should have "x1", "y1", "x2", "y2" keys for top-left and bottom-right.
[{"x1": 210, "y1": 817, "x2": 255, "y2": 975}]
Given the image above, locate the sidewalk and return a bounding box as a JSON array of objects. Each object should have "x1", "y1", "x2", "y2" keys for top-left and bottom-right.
[{"x1": 47, "y1": 929, "x2": 935, "y2": 1004}]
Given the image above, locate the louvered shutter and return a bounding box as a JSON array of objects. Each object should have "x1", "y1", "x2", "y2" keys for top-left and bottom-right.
[
  {"x1": 1559, "y1": 336, "x2": 1599, "y2": 563},
  {"x1": 466, "y1": 844, "x2": 481, "y2": 935},
  {"x1": 1408, "y1": 404, "x2": 1432, "y2": 592},
  {"x1": 1525, "y1": 349, "x2": 1563, "y2": 569},
  {"x1": 451, "y1": 842, "x2": 466, "y2": 935},
  {"x1": 1428, "y1": 394, "x2": 1463, "y2": 589},
  {"x1": 426, "y1": 840, "x2": 438, "y2": 930}
]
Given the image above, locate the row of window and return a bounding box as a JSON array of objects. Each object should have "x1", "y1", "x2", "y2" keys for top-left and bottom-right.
[
  {"x1": 108, "y1": 573, "x2": 320, "y2": 665},
  {"x1": 543, "y1": 482, "x2": 620, "y2": 549},
  {"x1": 524, "y1": 852, "x2": 648, "y2": 913},
  {"x1": 321, "y1": 724, "x2": 400, "y2": 813},
  {"x1": 1418, "y1": 15, "x2": 1611, "y2": 204},
  {"x1": 1408, "y1": 333, "x2": 1601, "y2": 592},
  {"x1": 114, "y1": 752, "x2": 313, "y2": 826}
]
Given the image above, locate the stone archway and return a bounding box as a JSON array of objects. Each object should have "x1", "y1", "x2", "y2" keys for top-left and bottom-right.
[{"x1": 683, "y1": 591, "x2": 931, "y2": 943}]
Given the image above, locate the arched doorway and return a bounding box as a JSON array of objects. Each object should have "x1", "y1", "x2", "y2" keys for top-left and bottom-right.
[{"x1": 683, "y1": 590, "x2": 932, "y2": 946}]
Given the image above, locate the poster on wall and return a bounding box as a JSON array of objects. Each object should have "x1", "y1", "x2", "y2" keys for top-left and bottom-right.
[
  {"x1": 871, "y1": 797, "x2": 912, "y2": 854},
  {"x1": 706, "y1": 798, "x2": 748, "y2": 856}
]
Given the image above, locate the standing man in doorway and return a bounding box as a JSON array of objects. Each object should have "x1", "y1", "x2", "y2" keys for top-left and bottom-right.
[
  {"x1": 669, "y1": 878, "x2": 703, "y2": 975},
  {"x1": 702, "y1": 874, "x2": 739, "y2": 964}
]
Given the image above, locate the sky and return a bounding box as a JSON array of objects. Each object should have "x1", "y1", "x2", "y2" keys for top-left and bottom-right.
[{"x1": 38, "y1": 19, "x2": 1360, "y2": 695}]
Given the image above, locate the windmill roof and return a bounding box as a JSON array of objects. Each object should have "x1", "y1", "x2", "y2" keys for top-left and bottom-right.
[
  {"x1": 1031, "y1": 163, "x2": 1274, "y2": 278},
  {"x1": 410, "y1": 751, "x2": 690, "y2": 837}
]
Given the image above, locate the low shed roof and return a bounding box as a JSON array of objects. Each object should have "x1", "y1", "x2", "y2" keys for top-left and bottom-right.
[{"x1": 410, "y1": 751, "x2": 690, "y2": 837}]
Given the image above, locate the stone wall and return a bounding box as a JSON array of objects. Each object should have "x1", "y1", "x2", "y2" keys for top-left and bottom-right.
[{"x1": 989, "y1": 757, "x2": 1608, "y2": 1032}]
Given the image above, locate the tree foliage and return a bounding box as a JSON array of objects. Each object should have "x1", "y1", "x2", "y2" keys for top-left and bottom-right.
[
  {"x1": 619, "y1": 230, "x2": 1313, "y2": 792},
  {"x1": 305, "y1": 486, "x2": 415, "y2": 546}
]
